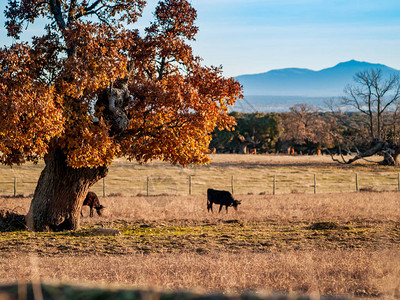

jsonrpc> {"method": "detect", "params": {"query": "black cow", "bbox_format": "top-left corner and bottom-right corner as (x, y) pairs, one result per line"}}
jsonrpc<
(81, 191), (105, 217)
(207, 188), (241, 213)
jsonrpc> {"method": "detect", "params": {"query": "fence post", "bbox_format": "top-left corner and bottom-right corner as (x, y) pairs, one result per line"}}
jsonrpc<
(273, 175), (276, 195)
(147, 176), (149, 196)
(314, 174), (317, 194)
(103, 177), (106, 197)
(231, 176), (234, 194)
(355, 173), (359, 192)
(189, 175), (192, 195)
(14, 177), (16, 197)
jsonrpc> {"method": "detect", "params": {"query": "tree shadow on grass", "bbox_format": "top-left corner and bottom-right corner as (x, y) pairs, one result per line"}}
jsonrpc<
(0, 209), (27, 232)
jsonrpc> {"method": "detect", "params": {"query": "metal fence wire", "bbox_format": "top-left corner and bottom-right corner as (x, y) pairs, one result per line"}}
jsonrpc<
(1, 173), (400, 197)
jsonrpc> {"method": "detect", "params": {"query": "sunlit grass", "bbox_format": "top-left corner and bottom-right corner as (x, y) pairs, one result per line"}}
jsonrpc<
(2, 180), (400, 297)
(1, 154), (400, 197)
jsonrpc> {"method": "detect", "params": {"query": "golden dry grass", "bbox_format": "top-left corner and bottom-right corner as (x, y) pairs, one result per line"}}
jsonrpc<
(2, 154), (400, 196)
(3, 191), (400, 224)
(1, 191), (400, 297)
(84, 191), (400, 224)
(2, 154), (400, 298)
(2, 250), (400, 297)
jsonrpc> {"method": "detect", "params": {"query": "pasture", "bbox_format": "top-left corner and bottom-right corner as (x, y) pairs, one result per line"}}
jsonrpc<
(1, 154), (400, 298)
(1, 154), (400, 197)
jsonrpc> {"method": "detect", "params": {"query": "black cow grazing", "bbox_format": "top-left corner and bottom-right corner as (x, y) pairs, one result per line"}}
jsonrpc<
(207, 188), (241, 213)
(81, 191), (105, 217)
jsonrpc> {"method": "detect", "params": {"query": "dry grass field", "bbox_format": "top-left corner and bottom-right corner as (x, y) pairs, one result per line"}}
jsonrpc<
(1, 154), (400, 197)
(1, 154), (400, 298)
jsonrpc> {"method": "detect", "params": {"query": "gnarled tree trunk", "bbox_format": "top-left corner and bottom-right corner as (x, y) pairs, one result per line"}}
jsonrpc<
(25, 149), (108, 231)
(25, 83), (129, 232)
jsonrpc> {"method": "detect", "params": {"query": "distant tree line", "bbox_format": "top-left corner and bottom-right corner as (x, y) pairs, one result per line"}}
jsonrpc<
(210, 105), (400, 157)
(211, 69), (400, 166)
(210, 105), (334, 155)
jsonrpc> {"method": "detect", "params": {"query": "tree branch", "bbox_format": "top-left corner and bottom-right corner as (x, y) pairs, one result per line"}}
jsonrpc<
(75, 0), (104, 18)
(49, 0), (66, 31)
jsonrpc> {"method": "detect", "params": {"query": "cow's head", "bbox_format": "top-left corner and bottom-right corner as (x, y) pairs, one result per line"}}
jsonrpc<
(95, 205), (105, 216)
(232, 200), (241, 210)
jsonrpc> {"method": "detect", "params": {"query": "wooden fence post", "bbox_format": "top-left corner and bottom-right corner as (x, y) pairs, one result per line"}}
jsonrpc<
(355, 173), (359, 192)
(147, 176), (149, 196)
(314, 174), (317, 194)
(231, 175), (234, 194)
(14, 177), (16, 197)
(189, 175), (192, 195)
(273, 175), (276, 195)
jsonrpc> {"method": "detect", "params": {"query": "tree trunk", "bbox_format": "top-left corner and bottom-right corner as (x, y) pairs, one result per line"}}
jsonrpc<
(394, 144), (400, 167)
(25, 148), (108, 231)
(239, 144), (247, 154)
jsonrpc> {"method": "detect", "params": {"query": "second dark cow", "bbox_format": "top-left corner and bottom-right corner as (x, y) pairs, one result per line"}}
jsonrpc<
(81, 191), (105, 217)
(207, 188), (241, 213)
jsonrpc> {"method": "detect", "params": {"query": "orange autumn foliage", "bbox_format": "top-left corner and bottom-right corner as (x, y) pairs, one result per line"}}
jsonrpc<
(1, 0), (242, 168)
(0, 43), (64, 165)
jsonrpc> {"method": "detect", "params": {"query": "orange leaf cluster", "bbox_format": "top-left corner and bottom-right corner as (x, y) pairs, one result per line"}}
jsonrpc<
(1, 0), (243, 168)
(59, 116), (120, 168)
(59, 23), (130, 100)
(0, 43), (64, 165)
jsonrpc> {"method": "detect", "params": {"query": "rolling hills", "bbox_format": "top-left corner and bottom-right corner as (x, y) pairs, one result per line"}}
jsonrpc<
(233, 60), (400, 112)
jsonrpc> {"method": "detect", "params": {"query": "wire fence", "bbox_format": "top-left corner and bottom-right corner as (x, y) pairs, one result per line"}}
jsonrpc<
(1, 172), (400, 197)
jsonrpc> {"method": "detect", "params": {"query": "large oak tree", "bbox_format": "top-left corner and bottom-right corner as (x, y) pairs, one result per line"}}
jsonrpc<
(0, 0), (242, 231)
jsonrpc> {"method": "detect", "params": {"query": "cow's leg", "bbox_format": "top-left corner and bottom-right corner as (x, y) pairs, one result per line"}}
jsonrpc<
(219, 205), (223, 213)
(226, 206), (229, 213)
(89, 207), (94, 217)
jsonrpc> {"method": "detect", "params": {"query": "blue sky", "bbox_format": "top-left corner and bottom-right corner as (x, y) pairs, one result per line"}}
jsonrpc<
(1, 0), (400, 77)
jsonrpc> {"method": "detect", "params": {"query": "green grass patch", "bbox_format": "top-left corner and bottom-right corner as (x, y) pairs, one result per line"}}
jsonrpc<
(1, 219), (399, 256)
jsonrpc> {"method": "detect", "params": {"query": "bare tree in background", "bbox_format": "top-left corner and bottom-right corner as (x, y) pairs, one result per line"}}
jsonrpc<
(281, 104), (335, 152)
(332, 69), (400, 165)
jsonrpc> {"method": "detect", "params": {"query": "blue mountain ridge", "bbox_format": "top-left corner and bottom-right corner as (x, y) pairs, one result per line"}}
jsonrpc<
(235, 60), (400, 98)
(232, 60), (400, 112)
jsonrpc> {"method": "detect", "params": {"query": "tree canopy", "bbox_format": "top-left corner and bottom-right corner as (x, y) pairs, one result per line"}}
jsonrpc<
(0, 0), (242, 231)
(0, 0), (242, 168)
(211, 112), (281, 153)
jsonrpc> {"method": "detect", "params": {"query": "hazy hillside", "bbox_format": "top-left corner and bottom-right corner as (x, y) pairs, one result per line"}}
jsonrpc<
(232, 95), (334, 113)
(235, 60), (400, 97)
(233, 60), (400, 112)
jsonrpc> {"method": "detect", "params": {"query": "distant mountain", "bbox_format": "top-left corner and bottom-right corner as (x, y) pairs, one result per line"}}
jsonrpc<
(235, 60), (400, 97)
